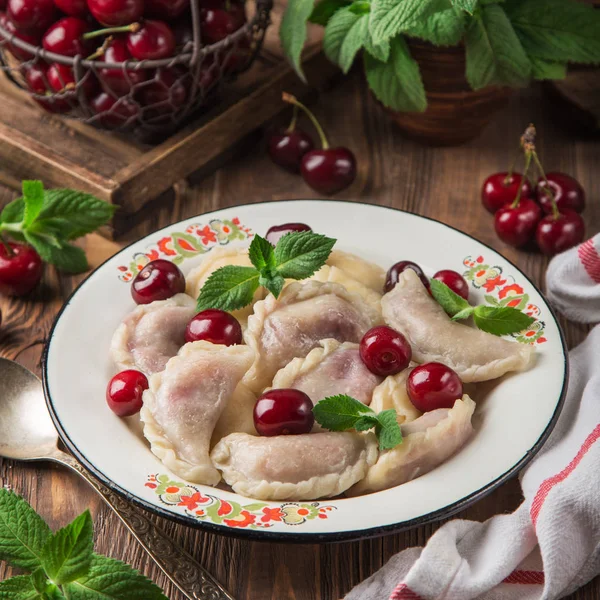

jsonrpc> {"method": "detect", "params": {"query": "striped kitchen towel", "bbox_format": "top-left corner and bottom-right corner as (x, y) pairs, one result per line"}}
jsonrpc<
(345, 234), (600, 600)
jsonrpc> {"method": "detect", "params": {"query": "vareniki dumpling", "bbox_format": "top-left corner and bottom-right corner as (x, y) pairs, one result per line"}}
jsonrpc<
(271, 339), (383, 408)
(370, 367), (422, 425)
(211, 431), (378, 500)
(326, 249), (386, 293)
(141, 341), (254, 485)
(110, 294), (196, 376)
(243, 281), (381, 393)
(348, 396), (475, 495)
(382, 269), (535, 382)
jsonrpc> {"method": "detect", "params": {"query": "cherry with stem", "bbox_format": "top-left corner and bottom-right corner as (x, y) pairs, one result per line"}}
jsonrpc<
(268, 106), (315, 173)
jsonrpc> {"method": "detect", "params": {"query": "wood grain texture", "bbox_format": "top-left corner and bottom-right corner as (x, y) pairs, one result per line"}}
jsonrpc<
(1, 73), (599, 599)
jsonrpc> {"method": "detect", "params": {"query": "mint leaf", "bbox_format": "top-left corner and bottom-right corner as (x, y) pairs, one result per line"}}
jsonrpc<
(0, 197), (25, 225)
(309, 0), (351, 25)
(354, 415), (380, 431)
(349, 0), (370, 15)
(280, 0), (315, 81)
(22, 181), (45, 229)
(0, 575), (42, 600)
(429, 277), (471, 317)
(450, 0), (477, 13)
(364, 36), (427, 112)
(451, 306), (475, 321)
(376, 409), (403, 450)
(196, 265), (260, 312)
(323, 7), (369, 73)
(24, 232), (89, 274)
(259, 272), (285, 298)
(530, 57), (567, 80)
(0, 489), (51, 571)
(369, 0), (449, 44)
(30, 570), (65, 599)
(506, 0), (600, 65)
(41, 510), (93, 585)
(473, 305), (535, 336)
(363, 34), (390, 62)
(313, 394), (374, 431)
(248, 235), (276, 272)
(274, 231), (336, 279)
(405, 6), (465, 46)
(465, 4), (531, 90)
(63, 554), (167, 600)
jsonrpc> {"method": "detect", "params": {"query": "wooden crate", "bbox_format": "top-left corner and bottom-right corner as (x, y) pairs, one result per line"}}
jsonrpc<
(0, 5), (335, 238)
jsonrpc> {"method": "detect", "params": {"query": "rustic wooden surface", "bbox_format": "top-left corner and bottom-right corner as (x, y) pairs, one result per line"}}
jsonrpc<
(0, 72), (599, 599)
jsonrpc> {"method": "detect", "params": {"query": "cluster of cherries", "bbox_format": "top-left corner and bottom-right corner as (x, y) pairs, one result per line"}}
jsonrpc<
(482, 126), (586, 256)
(267, 93), (357, 196)
(0, 0), (248, 124)
(107, 222), (468, 440)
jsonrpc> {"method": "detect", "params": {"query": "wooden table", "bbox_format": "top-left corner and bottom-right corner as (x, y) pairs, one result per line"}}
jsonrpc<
(1, 71), (599, 599)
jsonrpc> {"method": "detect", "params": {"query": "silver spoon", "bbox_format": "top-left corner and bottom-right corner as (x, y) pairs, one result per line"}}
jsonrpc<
(0, 357), (234, 600)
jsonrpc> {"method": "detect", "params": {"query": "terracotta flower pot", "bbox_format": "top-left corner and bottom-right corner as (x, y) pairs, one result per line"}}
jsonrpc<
(380, 39), (513, 146)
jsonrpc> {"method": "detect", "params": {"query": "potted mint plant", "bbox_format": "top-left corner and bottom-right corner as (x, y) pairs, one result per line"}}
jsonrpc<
(280, 0), (600, 145)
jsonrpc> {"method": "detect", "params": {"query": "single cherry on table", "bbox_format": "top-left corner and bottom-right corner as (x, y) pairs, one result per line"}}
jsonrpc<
(265, 222), (312, 246)
(268, 125), (315, 174)
(185, 309), (243, 346)
(359, 326), (412, 377)
(407, 362), (463, 413)
(385, 260), (429, 293)
(494, 197), (542, 248)
(0, 242), (43, 296)
(432, 269), (469, 300)
(536, 172), (585, 214)
(481, 172), (531, 214)
(536, 210), (585, 256)
(253, 389), (315, 437)
(131, 259), (186, 305)
(106, 369), (148, 417)
(87, 0), (144, 27)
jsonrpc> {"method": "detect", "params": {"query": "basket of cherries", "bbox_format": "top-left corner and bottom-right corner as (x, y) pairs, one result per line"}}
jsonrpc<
(0, 0), (272, 136)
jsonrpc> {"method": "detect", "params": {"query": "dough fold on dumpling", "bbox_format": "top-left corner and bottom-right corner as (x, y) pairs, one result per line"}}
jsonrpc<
(211, 431), (378, 500)
(110, 294), (196, 376)
(186, 247), (265, 325)
(348, 395), (475, 495)
(243, 281), (381, 394)
(326, 249), (386, 293)
(271, 339), (383, 410)
(381, 269), (535, 382)
(211, 383), (257, 448)
(370, 367), (422, 425)
(141, 341), (254, 485)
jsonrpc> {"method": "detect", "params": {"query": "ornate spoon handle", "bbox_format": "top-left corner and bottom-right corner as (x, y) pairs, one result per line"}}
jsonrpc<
(56, 452), (235, 600)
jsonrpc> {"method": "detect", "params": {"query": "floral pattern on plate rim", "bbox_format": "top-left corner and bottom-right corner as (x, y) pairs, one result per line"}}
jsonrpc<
(116, 218), (254, 282)
(145, 475), (336, 529)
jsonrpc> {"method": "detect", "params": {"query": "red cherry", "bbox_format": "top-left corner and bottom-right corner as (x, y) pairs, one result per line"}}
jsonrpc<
(42, 17), (91, 57)
(54, 0), (88, 17)
(86, 0), (143, 26)
(432, 269), (469, 300)
(407, 362), (463, 412)
(98, 38), (147, 97)
(536, 172), (585, 214)
(359, 326), (412, 377)
(0, 242), (43, 296)
(7, 0), (56, 32)
(494, 198), (542, 248)
(90, 92), (139, 127)
(0, 0), (5, 8)
(131, 259), (186, 305)
(146, 0), (189, 20)
(24, 62), (71, 113)
(481, 172), (531, 214)
(268, 128), (315, 173)
(385, 261), (429, 293)
(535, 210), (585, 256)
(47, 62), (97, 98)
(106, 369), (148, 417)
(200, 1), (246, 44)
(185, 309), (243, 346)
(220, 36), (251, 73)
(265, 223), (312, 246)
(301, 148), (356, 195)
(0, 12), (41, 59)
(253, 389), (315, 436)
(127, 20), (175, 61)
(140, 67), (188, 118)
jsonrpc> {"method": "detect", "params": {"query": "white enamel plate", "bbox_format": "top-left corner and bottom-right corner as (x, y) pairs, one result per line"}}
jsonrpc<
(43, 201), (568, 542)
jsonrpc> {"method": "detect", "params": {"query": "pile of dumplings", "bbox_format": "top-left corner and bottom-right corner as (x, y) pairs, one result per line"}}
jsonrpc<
(110, 247), (535, 502)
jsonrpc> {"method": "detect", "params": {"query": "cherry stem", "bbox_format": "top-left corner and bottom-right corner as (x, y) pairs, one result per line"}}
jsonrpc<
(83, 23), (141, 41)
(87, 36), (113, 61)
(531, 151), (560, 220)
(282, 92), (329, 150)
(286, 106), (298, 133)
(0, 232), (14, 257)
(510, 151), (532, 209)
(504, 143), (522, 185)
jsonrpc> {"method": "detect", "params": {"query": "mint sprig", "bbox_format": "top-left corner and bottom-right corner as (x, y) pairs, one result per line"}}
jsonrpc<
(196, 231), (336, 312)
(429, 277), (535, 336)
(0, 181), (116, 274)
(313, 394), (403, 450)
(0, 489), (166, 599)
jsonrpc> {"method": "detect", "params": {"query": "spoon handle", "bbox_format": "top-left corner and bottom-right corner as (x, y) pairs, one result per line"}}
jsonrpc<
(58, 454), (235, 600)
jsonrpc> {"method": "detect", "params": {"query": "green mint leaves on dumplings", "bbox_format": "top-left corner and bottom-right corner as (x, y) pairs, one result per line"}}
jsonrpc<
(313, 394), (403, 451)
(429, 278), (535, 336)
(197, 231), (336, 312)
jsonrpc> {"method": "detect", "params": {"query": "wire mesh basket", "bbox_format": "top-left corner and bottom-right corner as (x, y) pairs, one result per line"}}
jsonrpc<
(0, 0), (272, 139)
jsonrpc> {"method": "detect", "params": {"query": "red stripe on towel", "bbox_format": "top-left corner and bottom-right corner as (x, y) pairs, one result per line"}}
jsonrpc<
(503, 570), (545, 585)
(531, 424), (600, 526)
(389, 583), (424, 600)
(578, 239), (600, 283)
